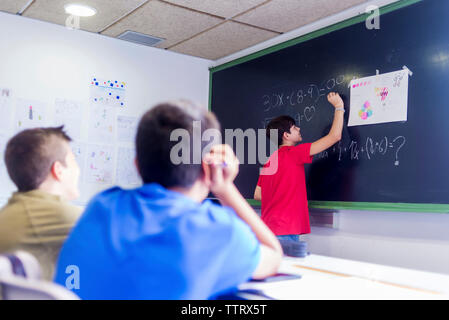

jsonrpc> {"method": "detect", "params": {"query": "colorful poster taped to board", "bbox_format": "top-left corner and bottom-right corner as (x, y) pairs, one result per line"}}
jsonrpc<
(348, 69), (409, 127)
(90, 77), (126, 108)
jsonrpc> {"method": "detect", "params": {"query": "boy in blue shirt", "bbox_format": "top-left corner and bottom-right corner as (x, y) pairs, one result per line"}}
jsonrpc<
(54, 100), (282, 299)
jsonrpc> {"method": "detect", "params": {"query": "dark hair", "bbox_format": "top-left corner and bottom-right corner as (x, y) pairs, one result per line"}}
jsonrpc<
(136, 100), (220, 188)
(266, 116), (296, 146)
(4, 126), (72, 192)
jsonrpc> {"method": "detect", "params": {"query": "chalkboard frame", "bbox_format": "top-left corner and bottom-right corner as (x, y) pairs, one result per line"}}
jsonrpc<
(209, 0), (449, 214)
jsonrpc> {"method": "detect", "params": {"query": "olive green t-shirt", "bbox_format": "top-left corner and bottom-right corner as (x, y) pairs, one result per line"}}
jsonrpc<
(0, 190), (82, 281)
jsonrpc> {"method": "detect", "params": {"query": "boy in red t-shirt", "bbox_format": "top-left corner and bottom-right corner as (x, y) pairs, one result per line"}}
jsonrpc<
(254, 92), (344, 241)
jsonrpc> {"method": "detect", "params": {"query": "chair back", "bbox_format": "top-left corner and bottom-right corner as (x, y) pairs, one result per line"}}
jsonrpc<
(0, 251), (79, 300)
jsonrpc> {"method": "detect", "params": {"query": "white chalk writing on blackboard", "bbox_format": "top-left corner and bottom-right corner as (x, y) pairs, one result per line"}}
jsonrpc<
(262, 75), (345, 112)
(318, 135), (406, 166)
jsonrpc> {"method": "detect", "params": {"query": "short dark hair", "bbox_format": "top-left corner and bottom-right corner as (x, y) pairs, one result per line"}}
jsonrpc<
(136, 100), (220, 188)
(5, 126), (72, 192)
(266, 116), (296, 146)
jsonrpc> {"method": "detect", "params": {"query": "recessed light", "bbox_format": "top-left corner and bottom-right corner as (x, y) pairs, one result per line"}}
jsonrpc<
(64, 3), (97, 17)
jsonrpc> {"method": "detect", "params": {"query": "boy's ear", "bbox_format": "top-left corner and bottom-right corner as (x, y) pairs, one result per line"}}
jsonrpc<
(134, 158), (141, 176)
(50, 161), (64, 181)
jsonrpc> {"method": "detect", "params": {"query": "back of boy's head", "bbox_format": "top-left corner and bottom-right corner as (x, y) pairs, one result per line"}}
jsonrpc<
(136, 100), (220, 189)
(266, 115), (296, 146)
(5, 126), (72, 192)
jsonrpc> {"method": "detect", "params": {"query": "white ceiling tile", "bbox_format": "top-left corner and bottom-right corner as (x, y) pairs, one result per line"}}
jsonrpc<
(235, 0), (367, 33)
(169, 21), (279, 60)
(23, 0), (147, 32)
(102, 0), (224, 49)
(0, 0), (30, 14)
(163, 0), (268, 18)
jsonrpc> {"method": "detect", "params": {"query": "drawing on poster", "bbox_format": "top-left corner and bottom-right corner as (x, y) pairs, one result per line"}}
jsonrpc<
(116, 147), (140, 186)
(349, 69), (409, 127)
(0, 88), (13, 134)
(71, 142), (86, 183)
(86, 145), (115, 184)
(15, 99), (47, 131)
(90, 77), (126, 108)
(375, 87), (389, 103)
(54, 99), (83, 140)
(393, 72), (405, 87)
(358, 101), (373, 120)
(88, 105), (116, 143)
(117, 116), (138, 142)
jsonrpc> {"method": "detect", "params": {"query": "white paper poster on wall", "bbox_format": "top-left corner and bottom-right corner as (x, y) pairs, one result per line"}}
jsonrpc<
(0, 88), (14, 134)
(15, 99), (47, 131)
(71, 142), (86, 183)
(54, 99), (83, 140)
(0, 133), (15, 198)
(88, 105), (116, 144)
(90, 77), (126, 108)
(348, 69), (409, 127)
(117, 115), (138, 142)
(116, 147), (140, 186)
(0, 134), (8, 180)
(85, 144), (115, 184)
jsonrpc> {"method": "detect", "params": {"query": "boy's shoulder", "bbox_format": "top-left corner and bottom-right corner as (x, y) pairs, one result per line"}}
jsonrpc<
(201, 199), (232, 214)
(86, 186), (129, 209)
(201, 200), (253, 234)
(97, 186), (125, 197)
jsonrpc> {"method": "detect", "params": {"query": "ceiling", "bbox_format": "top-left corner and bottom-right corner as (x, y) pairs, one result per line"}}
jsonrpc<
(1, 0), (371, 60)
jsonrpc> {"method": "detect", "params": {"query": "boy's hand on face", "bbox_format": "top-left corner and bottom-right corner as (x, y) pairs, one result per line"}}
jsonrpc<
(204, 144), (240, 197)
(327, 92), (344, 109)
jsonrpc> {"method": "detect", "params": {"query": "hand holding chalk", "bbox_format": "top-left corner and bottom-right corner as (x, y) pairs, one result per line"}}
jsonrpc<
(327, 92), (344, 109)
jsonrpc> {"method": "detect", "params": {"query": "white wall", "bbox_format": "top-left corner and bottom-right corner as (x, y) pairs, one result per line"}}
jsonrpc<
(0, 11), (211, 205)
(215, 0), (449, 275)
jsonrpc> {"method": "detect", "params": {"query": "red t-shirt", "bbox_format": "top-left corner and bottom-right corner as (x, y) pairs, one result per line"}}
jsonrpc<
(257, 143), (313, 235)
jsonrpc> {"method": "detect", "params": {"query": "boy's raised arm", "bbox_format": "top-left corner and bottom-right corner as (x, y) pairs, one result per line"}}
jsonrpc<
(204, 145), (282, 279)
(310, 92), (344, 156)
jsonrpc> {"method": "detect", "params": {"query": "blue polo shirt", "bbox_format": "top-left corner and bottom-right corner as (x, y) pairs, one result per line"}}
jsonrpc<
(54, 184), (261, 300)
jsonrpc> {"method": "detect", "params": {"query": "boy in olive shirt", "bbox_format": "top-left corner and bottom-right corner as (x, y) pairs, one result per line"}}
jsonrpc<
(0, 127), (82, 280)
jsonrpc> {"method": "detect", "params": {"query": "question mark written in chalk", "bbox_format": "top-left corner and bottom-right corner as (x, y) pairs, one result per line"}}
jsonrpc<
(392, 136), (406, 166)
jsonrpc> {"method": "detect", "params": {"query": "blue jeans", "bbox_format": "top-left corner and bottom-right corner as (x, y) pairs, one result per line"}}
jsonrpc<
(277, 235), (300, 242)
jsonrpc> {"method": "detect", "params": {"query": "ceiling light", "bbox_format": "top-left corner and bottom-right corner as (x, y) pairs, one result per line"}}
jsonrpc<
(64, 3), (97, 17)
